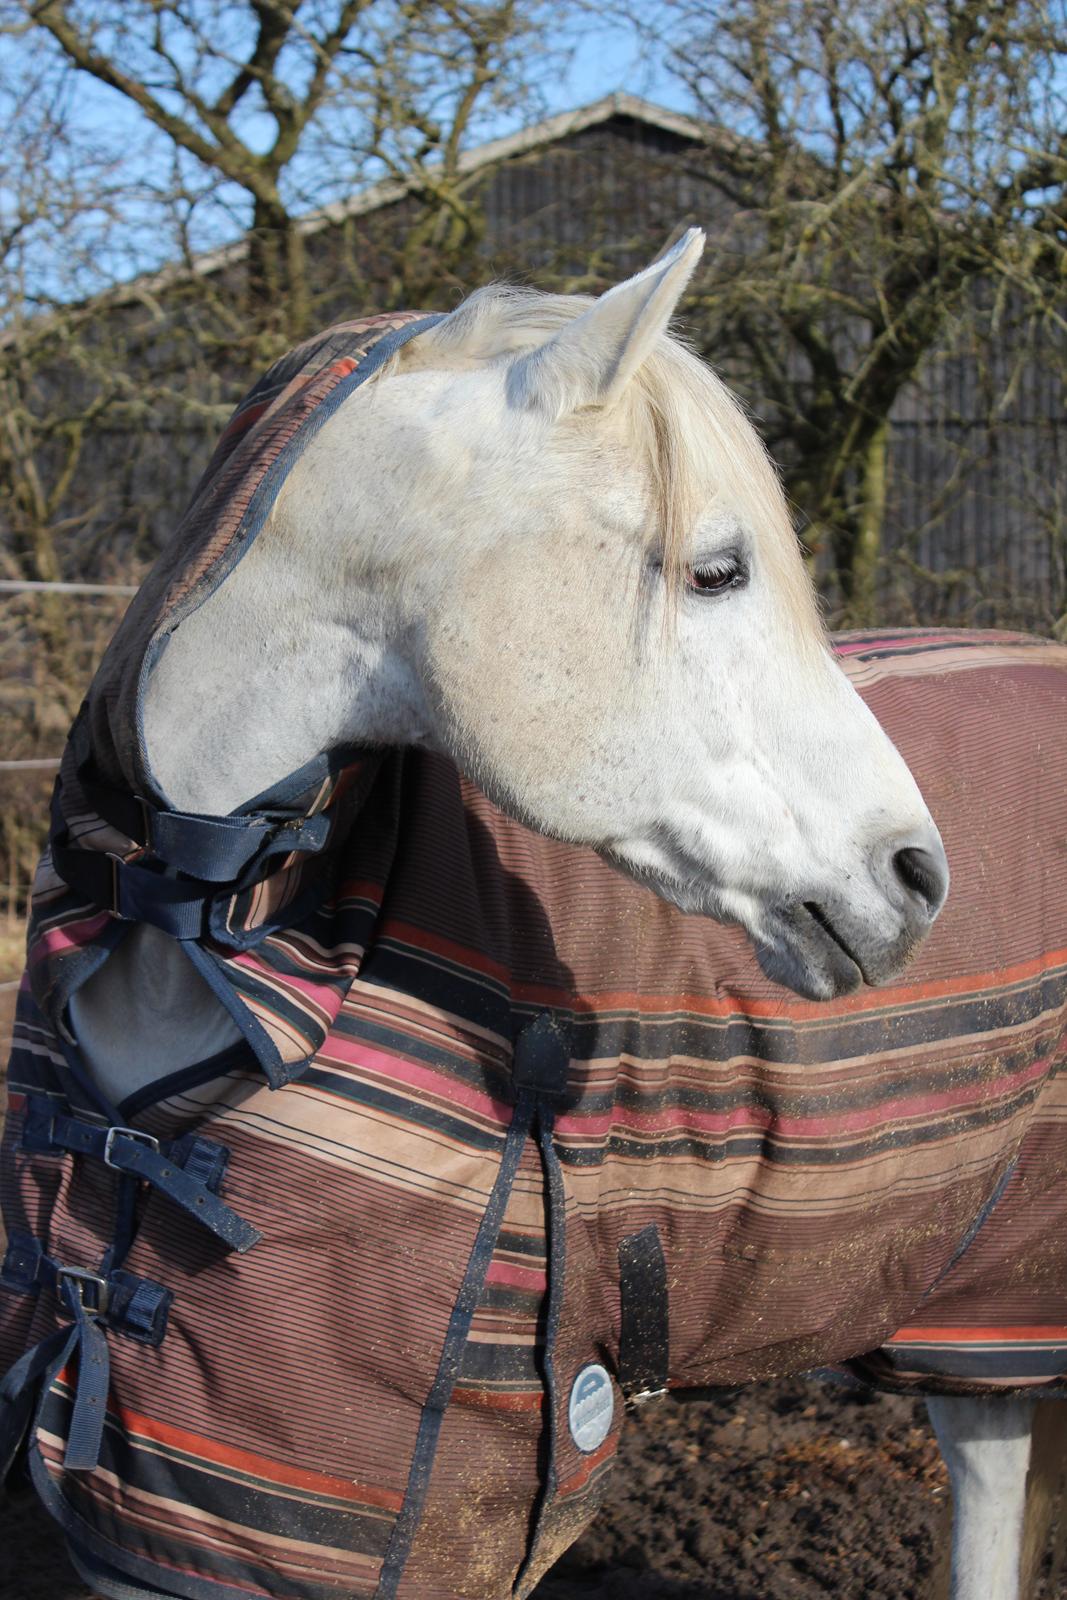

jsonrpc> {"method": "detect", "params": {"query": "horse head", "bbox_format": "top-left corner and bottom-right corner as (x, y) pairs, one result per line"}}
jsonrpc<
(144, 231), (947, 999)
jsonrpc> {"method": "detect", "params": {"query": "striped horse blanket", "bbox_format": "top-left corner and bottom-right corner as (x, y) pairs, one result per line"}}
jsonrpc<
(2, 313), (1067, 1600)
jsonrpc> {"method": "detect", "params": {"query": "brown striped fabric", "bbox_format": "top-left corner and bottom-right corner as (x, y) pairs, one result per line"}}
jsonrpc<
(1, 316), (1066, 1600)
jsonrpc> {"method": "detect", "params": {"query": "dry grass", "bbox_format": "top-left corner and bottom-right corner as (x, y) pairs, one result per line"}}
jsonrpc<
(0, 914), (25, 1114)
(0, 574), (138, 923)
(0, 914), (25, 981)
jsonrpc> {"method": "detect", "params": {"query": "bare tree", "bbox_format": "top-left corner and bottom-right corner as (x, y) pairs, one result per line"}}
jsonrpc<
(650, 0), (1066, 621)
(0, 47), (136, 913)
(15, 0), (560, 339)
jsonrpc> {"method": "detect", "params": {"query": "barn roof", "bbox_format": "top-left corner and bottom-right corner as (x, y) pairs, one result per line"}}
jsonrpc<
(118, 94), (712, 300)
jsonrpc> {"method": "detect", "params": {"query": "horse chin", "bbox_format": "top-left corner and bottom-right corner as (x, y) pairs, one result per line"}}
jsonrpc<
(597, 848), (733, 926)
(599, 851), (922, 1002)
(753, 924), (864, 1001)
(754, 900), (925, 1001)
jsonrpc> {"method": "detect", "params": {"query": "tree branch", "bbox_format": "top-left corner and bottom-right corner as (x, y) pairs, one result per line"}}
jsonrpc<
(30, 0), (281, 202)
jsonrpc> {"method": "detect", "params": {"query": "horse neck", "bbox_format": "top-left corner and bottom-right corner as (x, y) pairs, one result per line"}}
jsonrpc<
(74, 401), (444, 1105)
(76, 545), (390, 1106)
(140, 517), (429, 817)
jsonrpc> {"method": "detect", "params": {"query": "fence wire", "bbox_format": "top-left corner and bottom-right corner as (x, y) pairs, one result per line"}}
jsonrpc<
(0, 580), (138, 595)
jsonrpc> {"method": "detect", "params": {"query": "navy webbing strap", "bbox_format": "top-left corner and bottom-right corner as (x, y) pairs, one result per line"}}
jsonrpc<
(68, 712), (286, 883)
(0, 1321), (83, 1472)
(512, 1091), (569, 1597)
(1, 1234), (173, 1473)
(50, 734), (332, 937)
(510, 1010), (572, 1102)
(55, 1295), (110, 1472)
(49, 840), (220, 939)
(374, 1086), (538, 1600)
(617, 1224), (669, 1405)
(1, 1234), (174, 1346)
(374, 1011), (572, 1600)
(22, 1100), (260, 1254)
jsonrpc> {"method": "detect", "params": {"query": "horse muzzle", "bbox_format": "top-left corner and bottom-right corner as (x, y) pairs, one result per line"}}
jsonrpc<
(757, 830), (949, 1000)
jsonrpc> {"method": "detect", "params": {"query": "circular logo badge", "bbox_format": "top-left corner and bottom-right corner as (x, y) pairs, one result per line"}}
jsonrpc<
(568, 1363), (614, 1452)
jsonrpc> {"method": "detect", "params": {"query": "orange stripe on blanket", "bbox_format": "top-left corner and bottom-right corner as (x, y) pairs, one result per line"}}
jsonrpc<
(450, 1388), (544, 1412)
(114, 1402), (405, 1510)
(557, 1434), (619, 1496)
(889, 1326), (1067, 1344)
(537, 946), (1067, 1020)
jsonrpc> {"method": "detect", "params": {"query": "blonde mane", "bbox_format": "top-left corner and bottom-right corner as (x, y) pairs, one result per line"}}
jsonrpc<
(394, 283), (823, 647)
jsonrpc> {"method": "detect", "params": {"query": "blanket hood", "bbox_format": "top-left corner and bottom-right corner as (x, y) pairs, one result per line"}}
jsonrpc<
(34, 312), (441, 1089)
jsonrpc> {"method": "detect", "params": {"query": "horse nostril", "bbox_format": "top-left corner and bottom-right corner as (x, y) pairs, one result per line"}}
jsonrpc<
(892, 845), (948, 916)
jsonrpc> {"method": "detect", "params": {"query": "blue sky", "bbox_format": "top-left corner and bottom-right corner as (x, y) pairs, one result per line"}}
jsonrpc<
(549, 18), (685, 118)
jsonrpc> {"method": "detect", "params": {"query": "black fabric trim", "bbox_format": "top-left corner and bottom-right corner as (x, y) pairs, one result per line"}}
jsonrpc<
(617, 1224), (669, 1399)
(117, 1041), (255, 1121)
(181, 937), (287, 1089)
(68, 1543), (185, 1600)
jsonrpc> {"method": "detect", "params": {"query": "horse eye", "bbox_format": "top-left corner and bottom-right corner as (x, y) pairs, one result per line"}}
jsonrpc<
(685, 557), (747, 595)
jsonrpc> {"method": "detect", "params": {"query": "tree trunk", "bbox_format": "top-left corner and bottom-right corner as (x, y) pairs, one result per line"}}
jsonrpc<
(833, 418), (890, 626)
(247, 197), (310, 344)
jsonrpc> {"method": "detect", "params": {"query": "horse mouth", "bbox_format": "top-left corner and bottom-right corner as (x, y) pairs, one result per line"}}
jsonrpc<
(803, 901), (867, 973)
(756, 902), (867, 1000)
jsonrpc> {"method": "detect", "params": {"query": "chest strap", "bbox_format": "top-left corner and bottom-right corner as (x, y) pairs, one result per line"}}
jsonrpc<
(1, 1231), (172, 1474)
(49, 750), (332, 942)
(69, 709), (330, 883)
(22, 1098), (260, 1254)
(49, 841), (227, 940)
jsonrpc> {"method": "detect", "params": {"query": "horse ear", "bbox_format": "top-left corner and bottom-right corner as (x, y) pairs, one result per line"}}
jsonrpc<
(510, 226), (705, 418)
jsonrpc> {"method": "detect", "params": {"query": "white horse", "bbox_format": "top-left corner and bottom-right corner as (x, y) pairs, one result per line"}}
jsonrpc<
(31, 232), (1032, 1598)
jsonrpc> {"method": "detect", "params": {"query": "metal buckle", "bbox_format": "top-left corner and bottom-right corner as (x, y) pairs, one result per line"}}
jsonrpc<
(625, 1387), (668, 1410)
(56, 1266), (109, 1316)
(106, 852), (128, 919)
(135, 794), (153, 852)
(103, 1126), (160, 1169)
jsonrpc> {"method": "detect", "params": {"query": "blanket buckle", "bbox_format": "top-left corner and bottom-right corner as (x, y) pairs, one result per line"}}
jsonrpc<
(625, 1385), (668, 1410)
(103, 1126), (160, 1168)
(56, 1266), (110, 1316)
(106, 852), (128, 919)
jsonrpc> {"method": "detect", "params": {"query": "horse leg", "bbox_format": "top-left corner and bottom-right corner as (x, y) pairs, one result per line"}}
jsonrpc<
(926, 1395), (1035, 1600)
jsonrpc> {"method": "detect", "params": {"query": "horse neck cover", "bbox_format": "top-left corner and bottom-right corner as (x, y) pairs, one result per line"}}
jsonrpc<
(3, 314), (1067, 1600)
